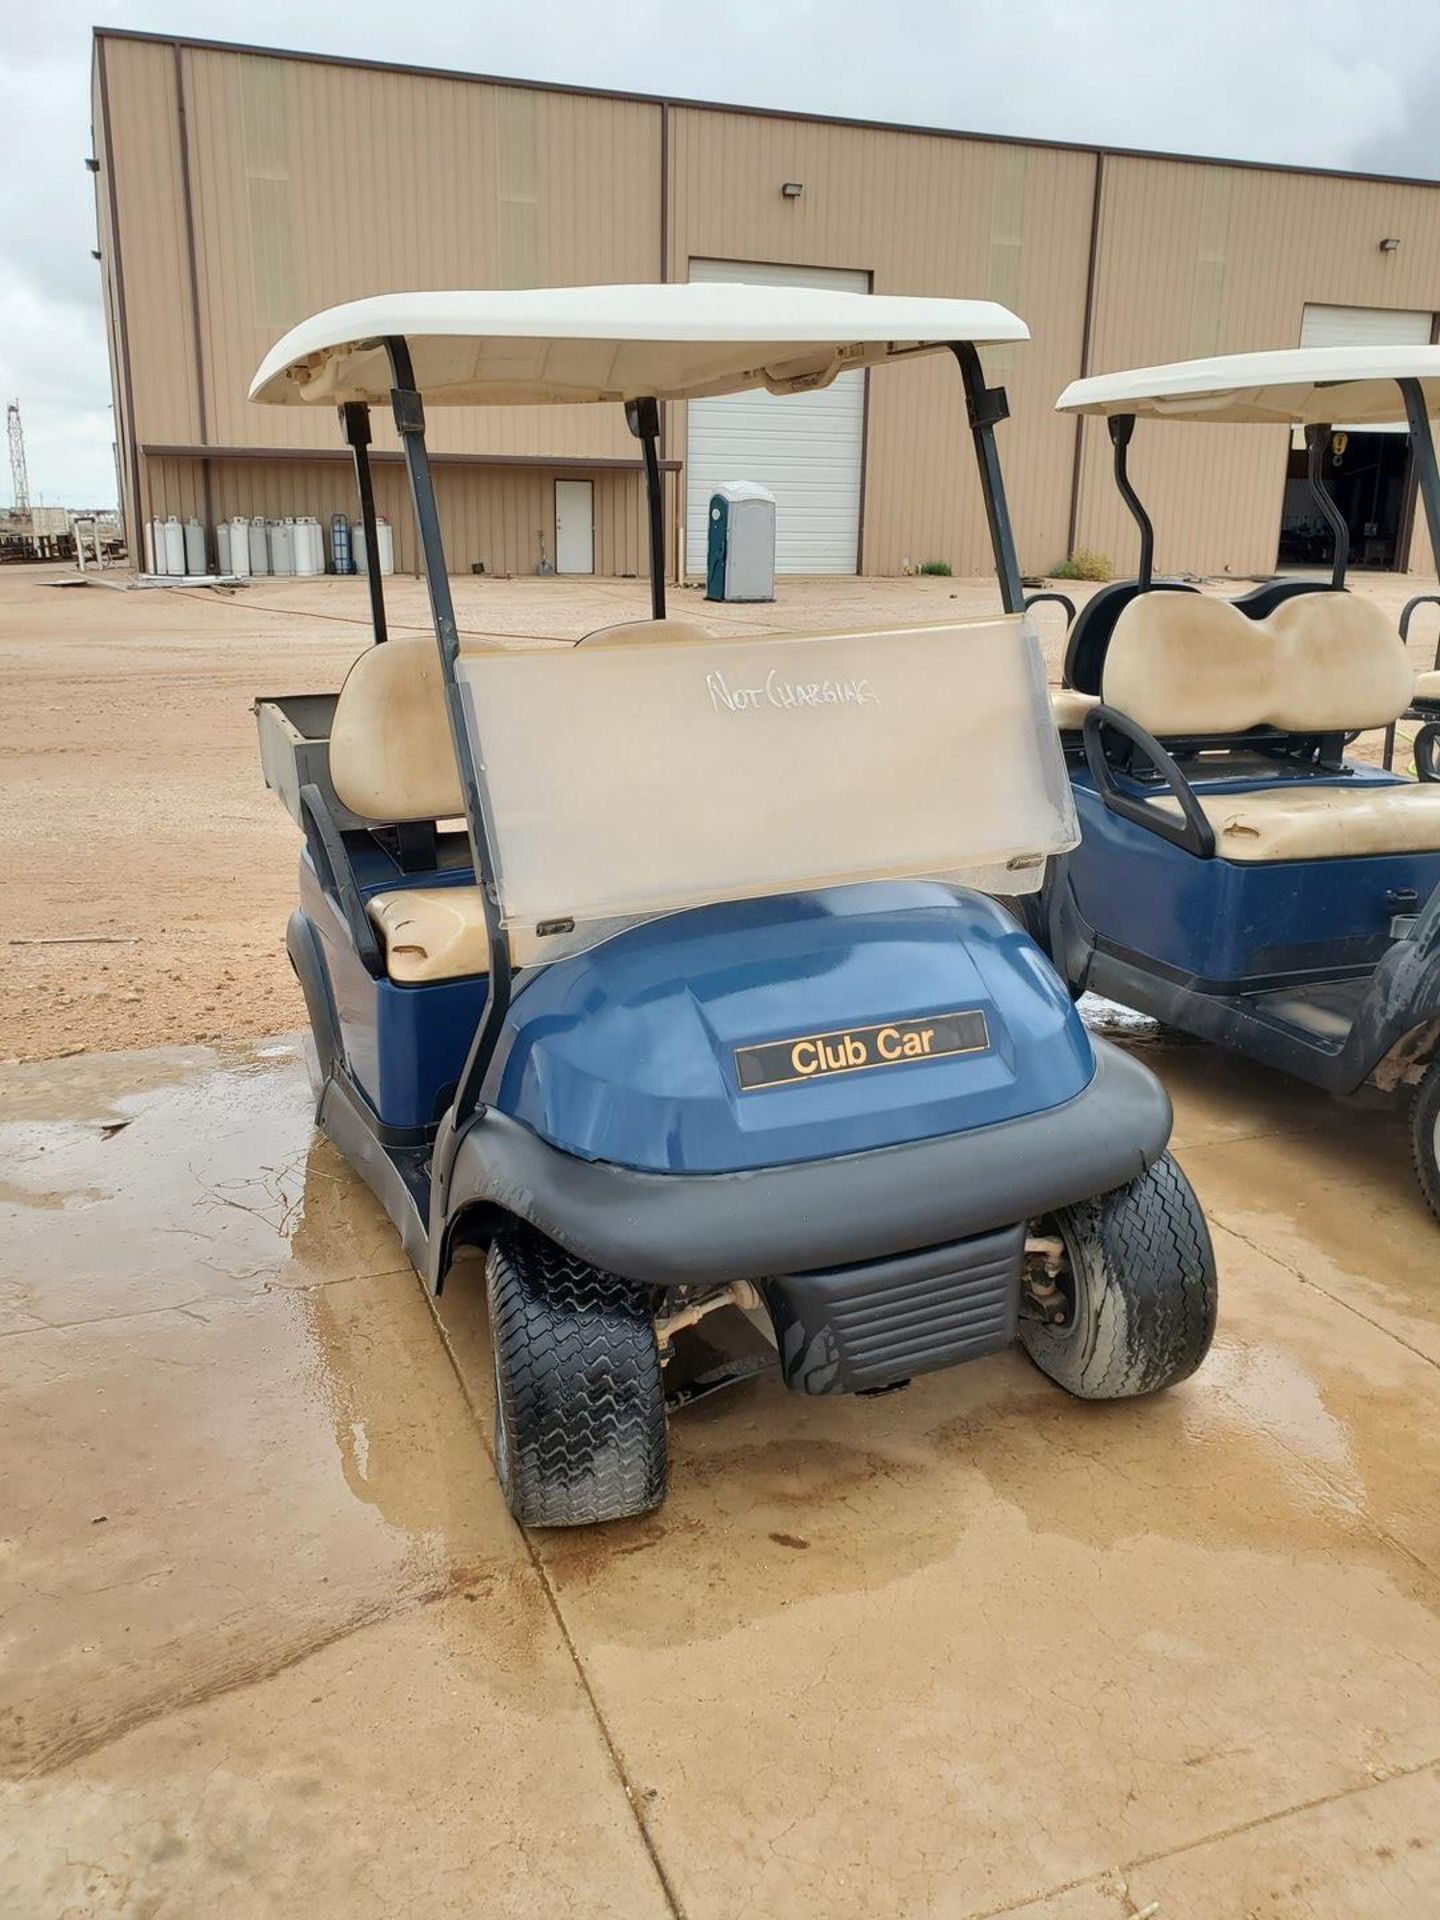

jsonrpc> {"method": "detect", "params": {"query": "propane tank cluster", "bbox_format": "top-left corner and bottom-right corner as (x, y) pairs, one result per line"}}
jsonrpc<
(145, 511), (394, 578)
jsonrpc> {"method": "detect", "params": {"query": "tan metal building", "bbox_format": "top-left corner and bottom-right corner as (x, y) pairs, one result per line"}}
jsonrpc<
(92, 28), (1440, 583)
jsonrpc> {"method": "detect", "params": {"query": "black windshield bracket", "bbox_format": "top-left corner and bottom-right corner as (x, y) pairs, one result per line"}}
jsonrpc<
(1304, 423), (1349, 590)
(951, 342), (1023, 615)
(339, 400), (389, 644)
(383, 335), (512, 1141)
(1108, 414), (1155, 590)
(626, 396), (667, 621)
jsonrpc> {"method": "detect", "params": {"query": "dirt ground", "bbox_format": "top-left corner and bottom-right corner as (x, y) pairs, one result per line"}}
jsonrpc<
(3, 560), (1436, 1064)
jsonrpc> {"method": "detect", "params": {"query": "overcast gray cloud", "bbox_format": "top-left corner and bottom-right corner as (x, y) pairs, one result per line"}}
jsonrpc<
(5, 0), (1440, 505)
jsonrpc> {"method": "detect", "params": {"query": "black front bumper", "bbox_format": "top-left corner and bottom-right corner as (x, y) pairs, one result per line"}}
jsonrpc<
(440, 1036), (1170, 1295)
(766, 1223), (1024, 1393)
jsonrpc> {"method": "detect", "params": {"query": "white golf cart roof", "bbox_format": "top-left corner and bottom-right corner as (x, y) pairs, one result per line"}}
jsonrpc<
(249, 283), (1028, 408)
(1056, 345), (1440, 426)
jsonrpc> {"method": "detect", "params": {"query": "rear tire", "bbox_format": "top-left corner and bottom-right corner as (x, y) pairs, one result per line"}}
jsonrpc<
(1021, 1152), (1217, 1399)
(1411, 1058), (1440, 1225)
(487, 1224), (667, 1527)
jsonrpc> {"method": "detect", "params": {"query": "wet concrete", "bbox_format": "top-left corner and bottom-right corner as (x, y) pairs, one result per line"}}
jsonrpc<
(4, 1038), (1440, 1915)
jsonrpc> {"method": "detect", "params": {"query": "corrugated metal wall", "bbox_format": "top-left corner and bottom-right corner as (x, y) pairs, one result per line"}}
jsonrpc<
(95, 31), (1440, 583)
(1074, 155), (1440, 577)
(177, 49), (660, 462)
(666, 109), (1094, 576)
(98, 34), (661, 572)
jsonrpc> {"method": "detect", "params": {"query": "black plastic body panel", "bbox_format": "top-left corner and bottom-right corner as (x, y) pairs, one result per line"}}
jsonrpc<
(765, 1224), (1023, 1394)
(434, 1038), (1171, 1294)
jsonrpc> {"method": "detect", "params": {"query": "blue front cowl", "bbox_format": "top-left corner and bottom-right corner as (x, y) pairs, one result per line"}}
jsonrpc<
(492, 881), (1093, 1173)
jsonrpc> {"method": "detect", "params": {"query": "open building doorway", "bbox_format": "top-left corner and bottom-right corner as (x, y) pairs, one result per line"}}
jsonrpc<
(1278, 301), (1436, 572)
(1278, 429), (1413, 571)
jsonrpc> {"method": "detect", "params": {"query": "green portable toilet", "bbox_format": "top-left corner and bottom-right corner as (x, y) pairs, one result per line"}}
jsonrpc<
(705, 482), (776, 602)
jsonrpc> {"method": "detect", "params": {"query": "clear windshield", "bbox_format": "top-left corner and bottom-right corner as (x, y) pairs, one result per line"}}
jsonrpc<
(457, 617), (1077, 963)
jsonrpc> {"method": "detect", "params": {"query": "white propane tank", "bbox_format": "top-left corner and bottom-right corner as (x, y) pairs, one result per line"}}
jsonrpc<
(228, 517), (252, 575)
(294, 516), (322, 577)
(183, 517), (206, 575)
(143, 519), (157, 575)
(216, 522), (231, 574)
(248, 519), (271, 576)
(269, 518), (295, 576)
(162, 516), (186, 576)
(354, 518), (395, 577)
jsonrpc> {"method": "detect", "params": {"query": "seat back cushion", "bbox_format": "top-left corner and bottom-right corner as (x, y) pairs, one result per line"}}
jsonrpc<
(329, 634), (466, 823)
(1063, 579), (1199, 694)
(1102, 591), (1413, 737)
(329, 622), (717, 823)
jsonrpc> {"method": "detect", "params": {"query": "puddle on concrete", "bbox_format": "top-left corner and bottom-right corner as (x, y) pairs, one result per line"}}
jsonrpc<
(0, 1040), (402, 1330)
(7, 1030), (1440, 1871)
(0, 1042), (545, 1780)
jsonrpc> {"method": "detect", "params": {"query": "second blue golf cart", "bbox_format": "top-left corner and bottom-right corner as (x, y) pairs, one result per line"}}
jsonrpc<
(1036, 345), (1440, 1218)
(251, 283), (1216, 1527)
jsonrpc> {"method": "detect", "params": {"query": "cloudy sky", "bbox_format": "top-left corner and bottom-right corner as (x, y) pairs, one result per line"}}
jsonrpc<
(6, 0), (1440, 505)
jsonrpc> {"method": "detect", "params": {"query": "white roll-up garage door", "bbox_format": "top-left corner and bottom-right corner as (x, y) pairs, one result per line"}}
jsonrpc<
(686, 259), (868, 576)
(1299, 305), (1434, 437)
(1300, 303), (1433, 350)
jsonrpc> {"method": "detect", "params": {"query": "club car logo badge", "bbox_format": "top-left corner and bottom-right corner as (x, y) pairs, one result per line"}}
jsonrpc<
(734, 1010), (990, 1092)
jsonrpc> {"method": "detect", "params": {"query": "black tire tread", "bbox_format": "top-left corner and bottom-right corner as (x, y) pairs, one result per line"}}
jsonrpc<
(1411, 1058), (1440, 1226)
(487, 1225), (667, 1527)
(1021, 1151), (1217, 1400)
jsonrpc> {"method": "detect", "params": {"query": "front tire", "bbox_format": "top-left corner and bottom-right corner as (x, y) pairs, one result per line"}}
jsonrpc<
(487, 1224), (667, 1527)
(1021, 1152), (1216, 1398)
(1411, 1057), (1440, 1224)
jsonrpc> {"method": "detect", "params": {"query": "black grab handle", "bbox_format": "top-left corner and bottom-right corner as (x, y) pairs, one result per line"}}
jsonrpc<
(1082, 705), (1217, 859)
(1024, 590), (1078, 625)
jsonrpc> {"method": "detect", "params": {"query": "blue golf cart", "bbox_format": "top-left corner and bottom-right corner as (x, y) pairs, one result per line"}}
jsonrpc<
(251, 284), (1216, 1527)
(1036, 345), (1440, 1218)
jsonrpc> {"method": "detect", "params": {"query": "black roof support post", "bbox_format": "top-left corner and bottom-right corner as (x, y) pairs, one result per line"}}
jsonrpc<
(340, 400), (388, 643)
(386, 336), (512, 1161)
(1400, 379), (1440, 584)
(1304, 423), (1349, 590)
(626, 396), (667, 619)
(952, 342), (1024, 615)
(1108, 413), (1154, 589)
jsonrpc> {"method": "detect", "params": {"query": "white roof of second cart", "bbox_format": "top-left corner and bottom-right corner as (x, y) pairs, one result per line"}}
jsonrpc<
(1056, 345), (1440, 426)
(249, 283), (1029, 407)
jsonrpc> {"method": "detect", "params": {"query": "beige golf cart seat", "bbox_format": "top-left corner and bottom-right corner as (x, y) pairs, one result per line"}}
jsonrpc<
(1415, 670), (1440, 703)
(1049, 687), (1098, 730)
(1097, 591), (1440, 860)
(327, 622), (714, 981)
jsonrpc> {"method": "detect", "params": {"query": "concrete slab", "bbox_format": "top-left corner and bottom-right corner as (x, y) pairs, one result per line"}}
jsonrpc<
(1124, 1762), (1440, 1918)
(1160, 1040), (1440, 1369)
(1, 1594), (675, 1920)
(0, 1044), (671, 1918)
(5, 1039), (1440, 1916)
